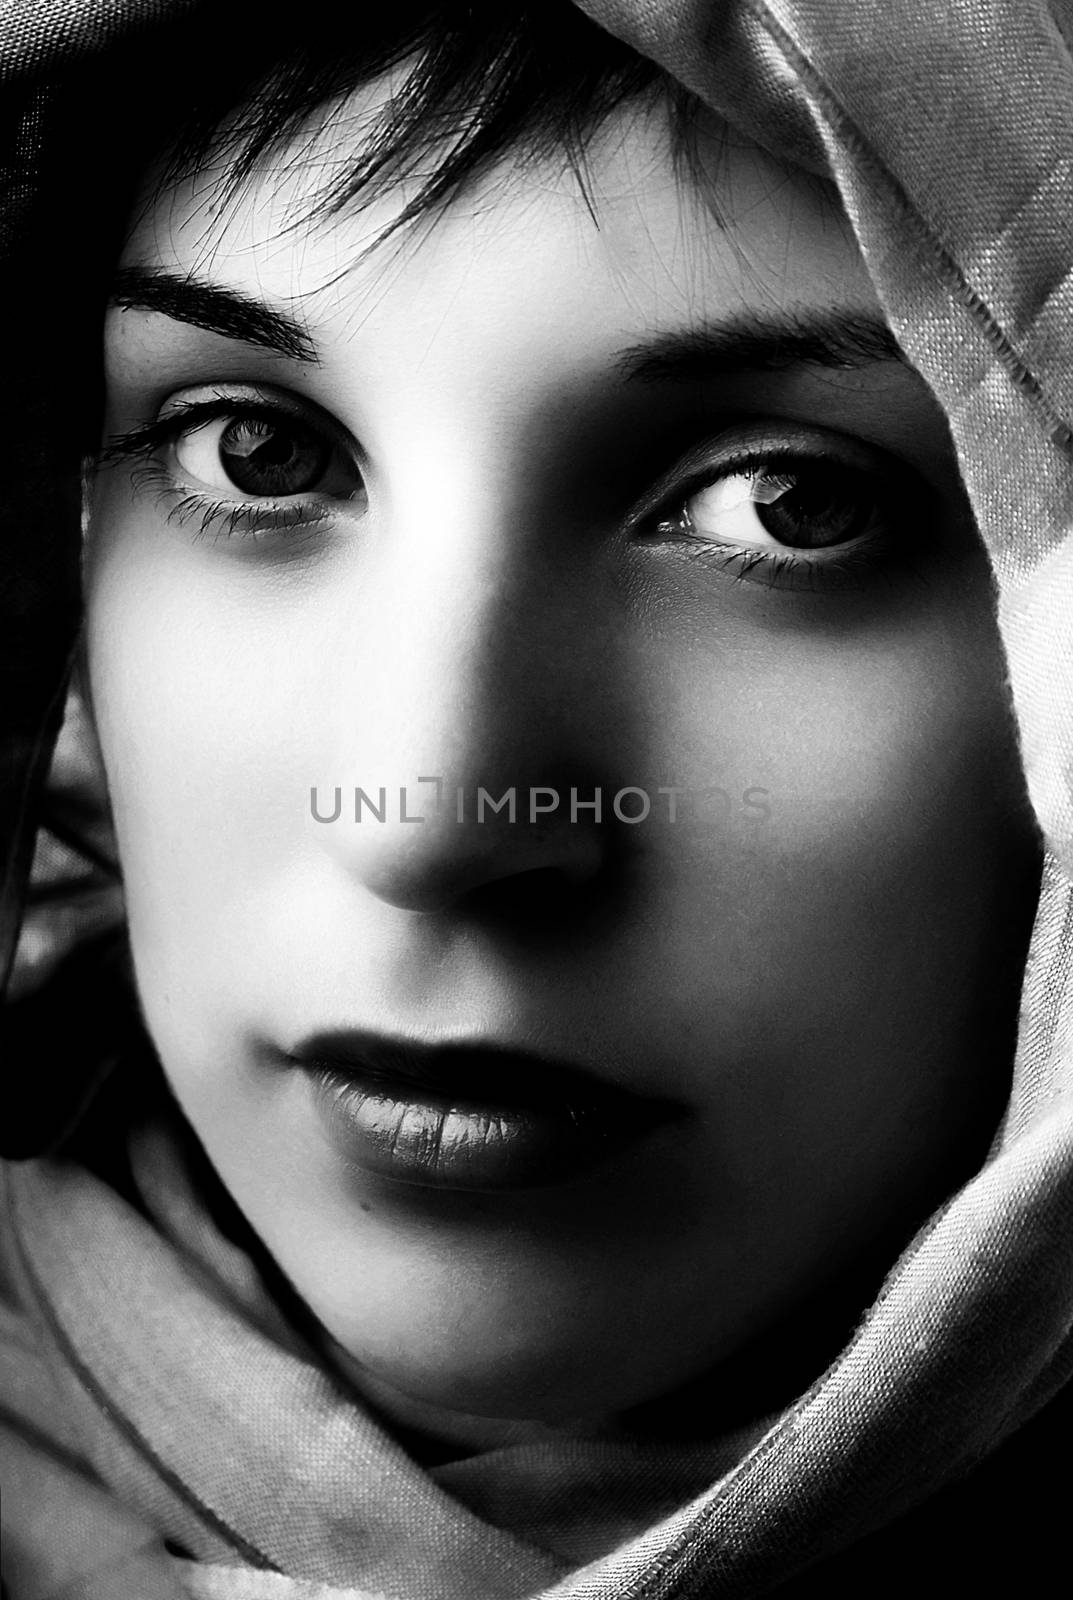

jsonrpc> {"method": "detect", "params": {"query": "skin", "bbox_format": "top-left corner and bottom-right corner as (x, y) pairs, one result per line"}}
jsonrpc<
(84, 82), (1037, 1445)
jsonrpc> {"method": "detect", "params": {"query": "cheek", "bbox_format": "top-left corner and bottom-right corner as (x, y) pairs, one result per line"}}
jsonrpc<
(641, 552), (1019, 897)
(630, 560), (1028, 1097)
(83, 500), (313, 1042)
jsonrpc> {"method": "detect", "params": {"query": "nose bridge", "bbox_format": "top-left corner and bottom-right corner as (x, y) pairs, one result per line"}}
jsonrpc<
(357, 486), (563, 777)
(309, 458), (611, 909)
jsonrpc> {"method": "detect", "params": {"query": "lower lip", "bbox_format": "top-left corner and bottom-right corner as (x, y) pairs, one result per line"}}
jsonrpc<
(305, 1066), (652, 1192)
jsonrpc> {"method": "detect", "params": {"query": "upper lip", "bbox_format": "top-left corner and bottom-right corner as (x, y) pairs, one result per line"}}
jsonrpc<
(284, 1028), (667, 1117)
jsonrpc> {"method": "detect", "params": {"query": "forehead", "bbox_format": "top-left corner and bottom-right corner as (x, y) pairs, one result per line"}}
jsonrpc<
(119, 82), (882, 362)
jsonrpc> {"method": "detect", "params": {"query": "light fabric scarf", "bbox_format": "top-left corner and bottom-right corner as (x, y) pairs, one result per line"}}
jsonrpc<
(3, 1113), (774, 1599)
(6, 2), (1073, 1596)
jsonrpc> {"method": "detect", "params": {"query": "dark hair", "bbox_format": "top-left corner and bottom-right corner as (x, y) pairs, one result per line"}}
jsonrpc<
(1, 0), (680, 1153)
(155, 2), (673, 240)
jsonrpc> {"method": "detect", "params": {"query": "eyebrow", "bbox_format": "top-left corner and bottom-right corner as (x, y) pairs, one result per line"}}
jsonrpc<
(110, 268), (900, 383)
(617, 309), (904, 382)
(110, 266), (318, 363)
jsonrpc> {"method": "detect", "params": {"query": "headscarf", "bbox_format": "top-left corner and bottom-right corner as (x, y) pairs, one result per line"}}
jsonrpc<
(4, 2), (1073, 1596)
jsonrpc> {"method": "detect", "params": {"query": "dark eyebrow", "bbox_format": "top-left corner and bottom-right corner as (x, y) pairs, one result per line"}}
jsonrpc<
(618, 309), (904, 383)
(110, 266), (318, 363)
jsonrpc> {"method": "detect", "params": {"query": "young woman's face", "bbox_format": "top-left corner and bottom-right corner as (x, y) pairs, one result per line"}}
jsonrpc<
(86, 82), (1034, 1432)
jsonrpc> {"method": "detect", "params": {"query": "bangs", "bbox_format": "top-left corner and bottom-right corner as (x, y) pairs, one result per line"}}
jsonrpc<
(149, 1), (676, 241)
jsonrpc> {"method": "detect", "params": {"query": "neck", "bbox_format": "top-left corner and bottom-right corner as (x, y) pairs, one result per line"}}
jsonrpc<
(324, 1354), (631, 1462)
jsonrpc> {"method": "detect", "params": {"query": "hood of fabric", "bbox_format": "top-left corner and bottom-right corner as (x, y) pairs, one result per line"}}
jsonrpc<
(5, 2), (1073, 1597)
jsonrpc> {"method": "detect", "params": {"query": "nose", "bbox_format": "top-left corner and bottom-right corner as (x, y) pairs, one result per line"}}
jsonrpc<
(308, 525), (616, 914)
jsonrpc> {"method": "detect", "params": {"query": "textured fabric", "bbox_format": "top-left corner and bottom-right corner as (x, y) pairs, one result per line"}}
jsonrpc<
(5, 1), (1073, 1597)
(172, 1569), (394, 1600)
(3, 1106), (776, 1596)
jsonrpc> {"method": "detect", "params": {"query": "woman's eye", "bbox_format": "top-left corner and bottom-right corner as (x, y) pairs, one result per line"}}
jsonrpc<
(99, 390), (368, 542)
(668, 460), (888, 553)
(174, 411), (352, 500)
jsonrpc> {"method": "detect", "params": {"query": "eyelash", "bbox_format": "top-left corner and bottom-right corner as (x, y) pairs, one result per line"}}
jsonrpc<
(99, 398), (916, 588)
(130, 468), (334, 542)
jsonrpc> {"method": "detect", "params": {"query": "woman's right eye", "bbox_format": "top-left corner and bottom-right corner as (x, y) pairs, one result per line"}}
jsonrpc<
(175, 412), (342, 499)
(99, 388), (368, 539)
(167, 402), (365, 506)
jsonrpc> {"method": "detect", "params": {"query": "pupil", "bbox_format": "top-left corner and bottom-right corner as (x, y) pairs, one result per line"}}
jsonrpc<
(756, 465), (873, 549)
(219, 417), (328, 496)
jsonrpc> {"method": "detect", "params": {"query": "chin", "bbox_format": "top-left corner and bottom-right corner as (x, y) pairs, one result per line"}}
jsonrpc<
(303, 1249), (715, 1428)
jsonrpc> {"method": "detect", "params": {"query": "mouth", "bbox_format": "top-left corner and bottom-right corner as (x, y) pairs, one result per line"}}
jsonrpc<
(284, 1030), (675, 1192)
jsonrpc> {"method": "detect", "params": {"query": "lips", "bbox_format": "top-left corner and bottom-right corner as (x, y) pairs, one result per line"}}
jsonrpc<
(285, 1030), (672, 1191)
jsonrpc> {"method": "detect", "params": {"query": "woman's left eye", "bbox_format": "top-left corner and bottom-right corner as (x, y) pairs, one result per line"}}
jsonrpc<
(658, 458), (890, 554)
